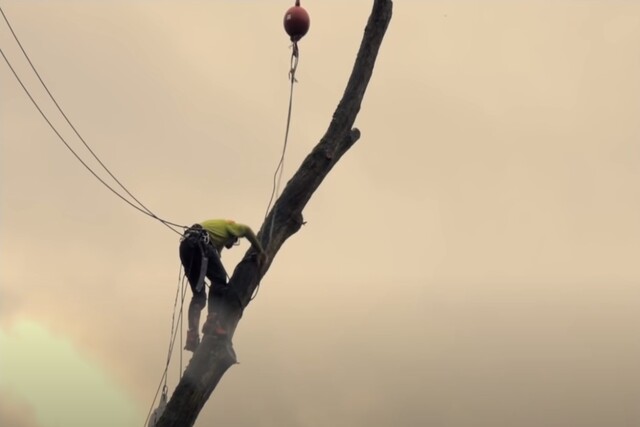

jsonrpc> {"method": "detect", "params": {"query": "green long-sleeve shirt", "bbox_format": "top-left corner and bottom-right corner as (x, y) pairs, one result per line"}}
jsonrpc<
(199, 219), (263, 253)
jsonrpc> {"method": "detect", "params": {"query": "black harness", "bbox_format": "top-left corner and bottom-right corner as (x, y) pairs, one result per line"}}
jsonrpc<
(182, 225), (216, 293)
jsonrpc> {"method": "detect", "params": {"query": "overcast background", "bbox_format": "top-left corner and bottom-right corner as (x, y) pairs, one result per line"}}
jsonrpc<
(1, 1), (639, 426)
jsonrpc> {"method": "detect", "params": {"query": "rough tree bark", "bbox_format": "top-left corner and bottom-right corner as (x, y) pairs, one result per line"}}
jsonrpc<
(157, 1), (393, 425)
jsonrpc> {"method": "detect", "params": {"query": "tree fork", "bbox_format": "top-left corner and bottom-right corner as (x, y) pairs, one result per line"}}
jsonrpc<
(156, 1), (392, 425)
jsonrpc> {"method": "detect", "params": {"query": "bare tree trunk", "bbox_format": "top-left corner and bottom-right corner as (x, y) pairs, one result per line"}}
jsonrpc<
(156, 1), (393, 425)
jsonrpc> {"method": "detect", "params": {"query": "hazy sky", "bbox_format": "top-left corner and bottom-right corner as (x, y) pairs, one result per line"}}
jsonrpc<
(1, 1), (639, 426)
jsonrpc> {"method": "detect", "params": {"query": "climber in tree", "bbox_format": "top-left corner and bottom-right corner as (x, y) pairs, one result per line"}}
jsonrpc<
(179, 219), (265, 352)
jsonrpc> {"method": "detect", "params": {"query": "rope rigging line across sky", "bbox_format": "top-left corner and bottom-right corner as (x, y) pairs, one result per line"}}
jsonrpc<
(0, 5), (185, 235)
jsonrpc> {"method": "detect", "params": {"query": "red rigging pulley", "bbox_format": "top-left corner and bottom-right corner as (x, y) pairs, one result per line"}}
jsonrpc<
(283, 0), (310, 42)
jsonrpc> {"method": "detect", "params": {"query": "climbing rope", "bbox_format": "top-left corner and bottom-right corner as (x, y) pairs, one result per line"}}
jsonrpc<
(144, 265), (188, 427)
(264, 0), (309, 240)
(254, 43), (301, 304)
(0, 6), (186, 236)
(264, 42), (300, 236)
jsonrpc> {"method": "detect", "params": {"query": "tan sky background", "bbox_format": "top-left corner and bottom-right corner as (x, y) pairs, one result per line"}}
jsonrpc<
(1, 1), (639, 426)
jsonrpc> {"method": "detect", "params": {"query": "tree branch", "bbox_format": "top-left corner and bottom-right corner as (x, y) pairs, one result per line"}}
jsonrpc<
(157, 1), (392, 425)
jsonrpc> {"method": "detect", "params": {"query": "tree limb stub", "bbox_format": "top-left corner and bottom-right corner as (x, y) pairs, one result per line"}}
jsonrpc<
(156, 1), (392, 426)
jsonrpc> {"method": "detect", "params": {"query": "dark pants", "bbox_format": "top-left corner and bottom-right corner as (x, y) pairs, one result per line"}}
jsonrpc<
(179, 230), (228, 333)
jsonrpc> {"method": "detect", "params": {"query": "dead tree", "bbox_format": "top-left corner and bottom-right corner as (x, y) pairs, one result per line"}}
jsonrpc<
(157, 1), (393, 425)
